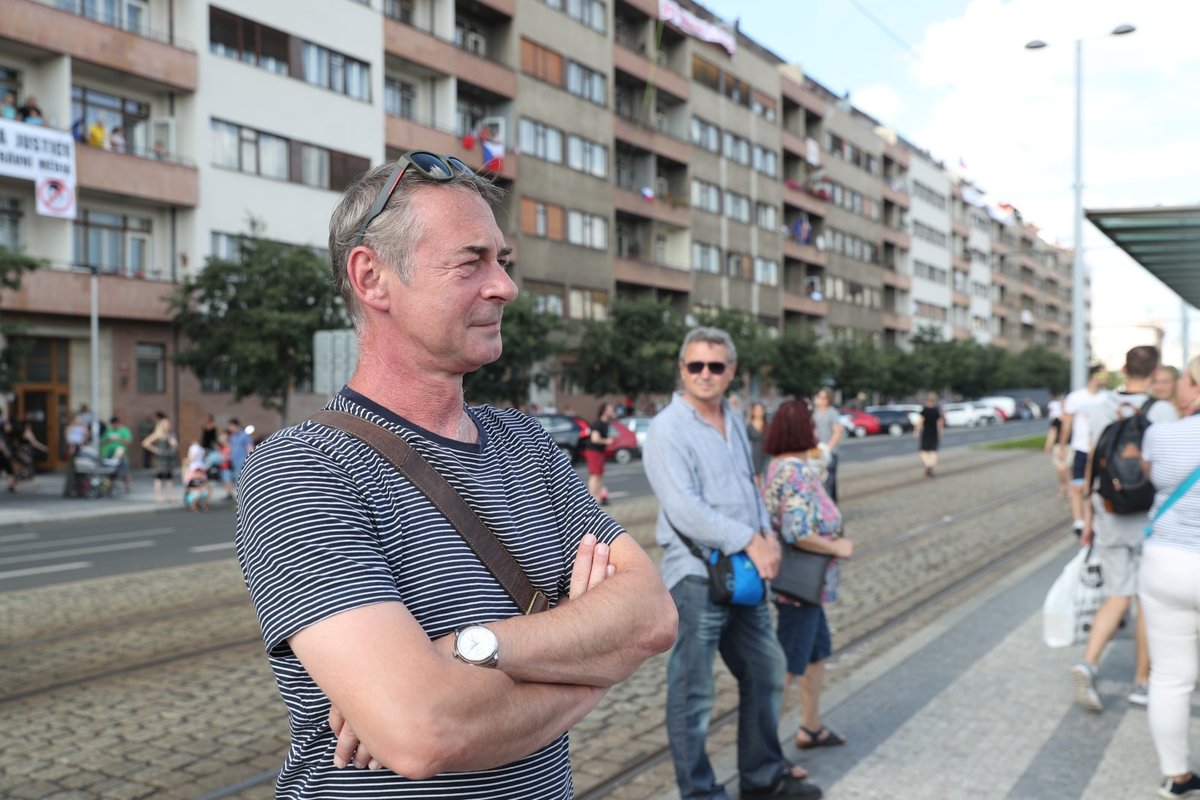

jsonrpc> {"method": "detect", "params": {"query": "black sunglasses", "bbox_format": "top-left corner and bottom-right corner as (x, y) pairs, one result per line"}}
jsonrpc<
(684, 361), (728, 376)
(352, 151), (475, 248)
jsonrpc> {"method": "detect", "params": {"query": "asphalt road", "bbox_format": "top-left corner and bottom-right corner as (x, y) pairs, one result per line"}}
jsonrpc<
(2, 419), (1048, 593)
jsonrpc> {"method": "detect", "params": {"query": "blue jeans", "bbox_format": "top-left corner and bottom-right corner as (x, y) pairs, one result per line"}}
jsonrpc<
(666, 576), (789, 799)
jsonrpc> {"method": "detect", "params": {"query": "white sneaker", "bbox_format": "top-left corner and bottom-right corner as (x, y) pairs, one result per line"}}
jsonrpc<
(1129, 683), (1149, 706)
(1070, 663), (1103, 712)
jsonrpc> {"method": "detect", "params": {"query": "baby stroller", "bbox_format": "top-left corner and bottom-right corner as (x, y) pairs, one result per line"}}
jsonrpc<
(65, 445), (124, 498)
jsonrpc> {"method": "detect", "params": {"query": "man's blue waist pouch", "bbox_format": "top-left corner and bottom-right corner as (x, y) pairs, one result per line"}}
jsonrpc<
(706, 550), (765, 606)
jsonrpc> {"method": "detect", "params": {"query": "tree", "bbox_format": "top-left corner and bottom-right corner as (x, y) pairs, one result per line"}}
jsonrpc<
(0, 246), (43, 394)
(1009, 345), (1070, 395)
(773, 331), (832, 399)
(828, 340), (878, 400)
(564, 298), (685, 401)
(464, 295), (561, 407)
(168, 220), (346, 425)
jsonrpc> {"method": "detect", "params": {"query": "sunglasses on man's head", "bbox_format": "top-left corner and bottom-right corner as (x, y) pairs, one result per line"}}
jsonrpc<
(352, 150), (475, 248)
(685, 361), (728, 376)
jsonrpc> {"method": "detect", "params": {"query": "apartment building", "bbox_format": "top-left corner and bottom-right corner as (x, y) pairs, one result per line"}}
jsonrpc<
(0, 0), (1078, 461)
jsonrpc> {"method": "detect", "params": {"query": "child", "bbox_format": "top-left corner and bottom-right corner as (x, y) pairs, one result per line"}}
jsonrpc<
(182, 443), (210, 511)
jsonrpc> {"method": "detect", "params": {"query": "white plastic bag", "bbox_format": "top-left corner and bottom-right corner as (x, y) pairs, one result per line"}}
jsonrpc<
(1043, 547), (1103, 648)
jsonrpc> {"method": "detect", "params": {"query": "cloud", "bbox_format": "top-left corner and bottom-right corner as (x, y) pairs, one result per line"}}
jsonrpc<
(852, 84), (904, 126)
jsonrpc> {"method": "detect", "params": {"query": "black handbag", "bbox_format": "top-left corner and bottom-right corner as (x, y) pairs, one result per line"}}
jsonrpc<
(772, 544), (831, 605)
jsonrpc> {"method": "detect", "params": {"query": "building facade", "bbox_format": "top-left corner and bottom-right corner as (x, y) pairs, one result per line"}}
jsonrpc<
(0, 0), (1078, 465)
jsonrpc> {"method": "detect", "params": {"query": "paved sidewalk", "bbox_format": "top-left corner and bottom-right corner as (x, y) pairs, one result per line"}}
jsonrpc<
(0, 468), (194, 528)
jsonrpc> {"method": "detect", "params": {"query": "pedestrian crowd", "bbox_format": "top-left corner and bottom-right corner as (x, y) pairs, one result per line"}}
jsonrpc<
(1, 90), (44, 124)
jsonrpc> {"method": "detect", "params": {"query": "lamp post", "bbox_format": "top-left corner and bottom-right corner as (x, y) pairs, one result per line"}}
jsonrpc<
(1026, 24), (1135, 390)
(89, 265), (100, 445)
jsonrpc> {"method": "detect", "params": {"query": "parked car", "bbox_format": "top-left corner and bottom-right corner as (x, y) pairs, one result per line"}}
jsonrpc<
(620, 415), (655, 450)
(605, 419), (639, 464)
(942, 402), (981, 427)
(840, 409), (881, 438)
(972, 402), (1003, 426)
(978, 396), (1016, 422)
(865, 406), (915, 436)
(534, 413), (591, 462)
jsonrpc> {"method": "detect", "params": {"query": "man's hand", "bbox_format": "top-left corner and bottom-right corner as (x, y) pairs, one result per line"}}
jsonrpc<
(568, 533), (615, 599)
(1080, 521), (1094, 547)
(745, 533), (781, 580)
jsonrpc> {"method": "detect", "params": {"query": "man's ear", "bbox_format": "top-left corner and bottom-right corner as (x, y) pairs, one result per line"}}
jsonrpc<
(346, 247), (390, 312)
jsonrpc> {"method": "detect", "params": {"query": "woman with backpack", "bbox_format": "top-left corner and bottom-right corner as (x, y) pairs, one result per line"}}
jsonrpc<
(1139, 356), (1200, 799)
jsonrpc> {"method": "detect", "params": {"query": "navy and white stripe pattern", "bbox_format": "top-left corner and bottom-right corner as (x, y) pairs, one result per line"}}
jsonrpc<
(1143, 415), (1200, 553)
(235, 387), (623, 798)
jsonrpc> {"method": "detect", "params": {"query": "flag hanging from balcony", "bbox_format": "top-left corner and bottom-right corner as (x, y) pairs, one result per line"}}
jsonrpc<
(481, 139), (504, 173)
(640, 186), (655, 202)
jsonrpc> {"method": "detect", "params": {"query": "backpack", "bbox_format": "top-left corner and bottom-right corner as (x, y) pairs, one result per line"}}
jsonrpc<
(1090, 397), (1156, 515)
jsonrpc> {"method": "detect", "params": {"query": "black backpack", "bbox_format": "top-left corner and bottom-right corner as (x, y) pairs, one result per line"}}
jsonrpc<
(1090, 397), (1157, 515)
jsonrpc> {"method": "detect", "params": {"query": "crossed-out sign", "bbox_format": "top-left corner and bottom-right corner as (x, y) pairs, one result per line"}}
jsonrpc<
(0, 118), (77, 219)
(37, 177), (75, 217)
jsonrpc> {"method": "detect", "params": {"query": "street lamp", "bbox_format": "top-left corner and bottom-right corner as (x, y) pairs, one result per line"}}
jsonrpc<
(1025, 24), (1135, 390)
(89, 265), (100, 445)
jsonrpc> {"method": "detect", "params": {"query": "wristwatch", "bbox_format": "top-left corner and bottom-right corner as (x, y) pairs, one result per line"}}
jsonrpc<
(453, 624), (500, 668)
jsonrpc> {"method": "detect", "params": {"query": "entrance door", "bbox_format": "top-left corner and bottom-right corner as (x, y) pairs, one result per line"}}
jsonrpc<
(11, 338), (71, 470)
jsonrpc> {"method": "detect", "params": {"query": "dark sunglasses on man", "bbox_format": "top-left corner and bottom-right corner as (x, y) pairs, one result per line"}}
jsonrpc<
(353, 151), (475, 247)
(684, 361), (728, 376)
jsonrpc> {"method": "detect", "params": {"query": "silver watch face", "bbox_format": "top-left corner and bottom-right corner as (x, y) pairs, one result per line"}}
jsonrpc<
(458, 626), (497, 662)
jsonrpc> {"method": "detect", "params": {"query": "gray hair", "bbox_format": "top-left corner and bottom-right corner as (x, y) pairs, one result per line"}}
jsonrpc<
(328, 162), (504, 329)
(678, 326), (737, 364)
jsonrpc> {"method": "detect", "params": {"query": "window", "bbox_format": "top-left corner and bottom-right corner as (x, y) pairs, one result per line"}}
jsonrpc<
(384, 78), (415, 118)
(691, 242), (720, 273)
(73, 209), (153, 278)
(211, 231), (241, 262)
(300, 144), (330, 189)
(566, 135), (607, 178)
(725, 252), (750, 280)
(566, 61), (606, 105)
(827, 227), (878, 264)
(752, 145), (777, 177)
(200, 357), (236, 393)
(912, 180), (948, 211)
(208, 7), (289, 75)
(723, 191), (750, 224)
(563, 0), (606, 33)
(519, 118), (564, 163)
(211, 119), (368, 191)
(568, 287), (608, 320)
(690, 179), (720, 214)
(691, 55), (720, 91)
(721, 131), (750, 164)
(913, 221), (948, 248)
(71, 85), (152, 156)
(302, 42), (370, 100)
(520, 38), (564, 86)
(689, 117), (719, 152)
(755, 202), (777, 231)
(567, 210), (608, 250)
(136, 343), (166, 393)
(0, 197), (21, 251)
(526, 280), (565, 316)
(753, 257), (778, 286)
(915, 301), (948, 321)
(914, 260), (949, 284)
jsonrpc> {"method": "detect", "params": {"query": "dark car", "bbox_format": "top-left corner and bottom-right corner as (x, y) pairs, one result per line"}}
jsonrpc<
(865, 406), (915, 437)
(534, 413), (591, 462)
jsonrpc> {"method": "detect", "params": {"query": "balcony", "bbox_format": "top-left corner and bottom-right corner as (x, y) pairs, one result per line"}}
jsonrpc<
(619, 0), (659, 17)
(613, 44), (690, 100)
(613, 255), (691, 293)
(881, 269), (911, 291)
(613, 114), (690, 164)
(385, 115), (518, 181)
(474, 0), (515, 15)
(952, 254), (970, 271)
(780, 129), (821, 166)
(4, 0), (197, 91)
(880, 226), (911, 250)
(993, 335), (1010, 348)
(883, 140), (910, 169)
(952, 290), (970, 307)
(780, 75), (826, 117)
(783, 183), (828, 218)
(77, 146), (198, 207)
(954, 327), (972, 340)
(783, 239), (826, 268)
(952, 217), (969, 238)
(882, 182), (910, 210)
(991, 239), (1011, 256)
(783, 290), (829, 317)
(882, 311), (913, 332)
(383, 17), (515, 99)
(1, 266), (174, 322)
(613, 185), (689, 227)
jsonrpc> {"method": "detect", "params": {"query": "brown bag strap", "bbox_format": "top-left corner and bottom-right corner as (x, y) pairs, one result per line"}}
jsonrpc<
(310, 410), (549, 615)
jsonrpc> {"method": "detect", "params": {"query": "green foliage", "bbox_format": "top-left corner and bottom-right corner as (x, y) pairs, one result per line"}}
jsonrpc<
(827, 340), (877, 399)
(0, 246), (43, 394)
(167, 219), (346, 423)
(1015, 346), (1071, 395)
(0, 245), (41, 292)
(564, 298), (685, 399)
(773, 331), (832, 398)
(464, 295), (561, 406)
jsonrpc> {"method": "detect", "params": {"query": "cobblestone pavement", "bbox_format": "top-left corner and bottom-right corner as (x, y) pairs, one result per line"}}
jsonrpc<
(0, 447), (1068, 799)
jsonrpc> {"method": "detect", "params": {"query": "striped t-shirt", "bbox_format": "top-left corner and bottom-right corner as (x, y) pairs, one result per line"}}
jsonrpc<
(1143, 414), (1200, 553)
(235, 388), (623, 799)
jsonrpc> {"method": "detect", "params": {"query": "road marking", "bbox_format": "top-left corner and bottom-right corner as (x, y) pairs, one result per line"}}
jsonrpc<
(0, 533), (38, 545)
(0, 540), (155, 566)
(607, 491), (630, 499)
(0, 561), (92, 581)
(0, 527), (176, 555)
(189, 542), (236, 553)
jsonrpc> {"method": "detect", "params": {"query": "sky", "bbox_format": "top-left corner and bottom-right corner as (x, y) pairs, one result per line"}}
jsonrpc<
(696, 0), (1200, 371)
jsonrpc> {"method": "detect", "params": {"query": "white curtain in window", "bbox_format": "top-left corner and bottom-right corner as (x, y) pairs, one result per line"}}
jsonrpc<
(302, 43), (328, 88)
(301, 145), (329, 188)
(345, 61), (369, 101)
(259, 133), (289, 179)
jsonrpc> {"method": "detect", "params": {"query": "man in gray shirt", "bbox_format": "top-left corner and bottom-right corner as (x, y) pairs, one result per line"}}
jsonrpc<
(811, 388), (843, 502)
(644, 327), (821, 800)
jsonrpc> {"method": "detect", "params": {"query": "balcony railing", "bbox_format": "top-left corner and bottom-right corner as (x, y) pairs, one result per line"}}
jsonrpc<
(40, 0), (194, 48)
